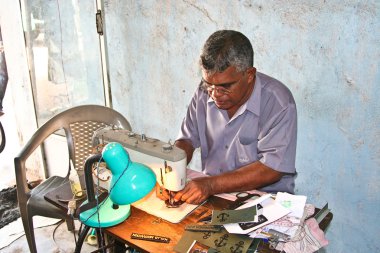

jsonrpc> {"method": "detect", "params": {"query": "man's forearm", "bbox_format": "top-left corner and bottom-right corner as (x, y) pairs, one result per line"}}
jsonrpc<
(207, 161), (283, 195)
(174, 139), (194, 164)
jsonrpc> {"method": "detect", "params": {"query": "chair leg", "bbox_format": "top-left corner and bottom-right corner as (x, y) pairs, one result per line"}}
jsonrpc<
(19, 205), (38, 253)
(65, 217), (75, 231)
(74, 225), (91, 253)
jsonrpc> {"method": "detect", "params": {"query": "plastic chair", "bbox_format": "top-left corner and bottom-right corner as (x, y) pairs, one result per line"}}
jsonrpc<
(14, 105), (132, 253)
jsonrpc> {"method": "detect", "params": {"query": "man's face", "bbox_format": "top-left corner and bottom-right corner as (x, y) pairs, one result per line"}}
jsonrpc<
(202, 66), (256, 115)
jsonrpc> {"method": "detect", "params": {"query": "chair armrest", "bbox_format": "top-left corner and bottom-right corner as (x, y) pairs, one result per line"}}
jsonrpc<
(14, 156), (31, 203)
(14, 123), (61, 197)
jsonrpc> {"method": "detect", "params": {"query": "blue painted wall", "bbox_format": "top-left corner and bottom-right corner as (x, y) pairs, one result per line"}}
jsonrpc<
(105, 1), (380, 252)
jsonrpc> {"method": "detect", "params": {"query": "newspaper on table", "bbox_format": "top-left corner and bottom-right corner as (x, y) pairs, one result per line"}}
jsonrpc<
(259, 192), (307, 238)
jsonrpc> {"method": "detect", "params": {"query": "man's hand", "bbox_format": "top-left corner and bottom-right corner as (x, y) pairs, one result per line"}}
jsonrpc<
(171, 161), (283, 205)
(155, 183), (170, 201)
(173, 177), (213, 205)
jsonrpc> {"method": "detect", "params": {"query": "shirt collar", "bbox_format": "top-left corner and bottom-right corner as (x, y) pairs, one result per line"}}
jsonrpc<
(245, 73), (261, 116)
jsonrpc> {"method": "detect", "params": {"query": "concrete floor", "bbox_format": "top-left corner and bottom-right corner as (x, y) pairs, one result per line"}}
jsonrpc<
(1, 219), (98, 253)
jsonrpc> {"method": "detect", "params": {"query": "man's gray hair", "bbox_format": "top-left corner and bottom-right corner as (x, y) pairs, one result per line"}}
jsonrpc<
(200, 30), (254, 74)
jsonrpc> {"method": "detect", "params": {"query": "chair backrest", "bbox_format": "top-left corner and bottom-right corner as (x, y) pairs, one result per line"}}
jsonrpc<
(14, 105), (132, 194)
(70, 120), (108, 172)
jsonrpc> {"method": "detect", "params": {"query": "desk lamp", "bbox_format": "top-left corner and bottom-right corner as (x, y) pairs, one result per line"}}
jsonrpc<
(79, 142), (156, 227)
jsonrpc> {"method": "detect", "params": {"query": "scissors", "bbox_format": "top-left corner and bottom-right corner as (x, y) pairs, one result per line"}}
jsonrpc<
(197, 192), (261, 223)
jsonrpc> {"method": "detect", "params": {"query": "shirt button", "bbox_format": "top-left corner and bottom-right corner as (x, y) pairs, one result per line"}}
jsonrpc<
(225, 145), (228, 149)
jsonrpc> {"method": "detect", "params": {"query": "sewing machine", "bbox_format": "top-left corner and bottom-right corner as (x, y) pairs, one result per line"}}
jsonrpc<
(92, 126), (187, 207)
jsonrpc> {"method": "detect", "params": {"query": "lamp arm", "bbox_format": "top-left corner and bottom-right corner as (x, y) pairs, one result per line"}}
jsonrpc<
(79, 142), (156, 228)
(83, 153), (103, 203)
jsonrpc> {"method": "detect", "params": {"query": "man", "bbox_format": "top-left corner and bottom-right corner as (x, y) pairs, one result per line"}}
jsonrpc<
(158, 30), (297, 205)
(0, 27), (8, 116)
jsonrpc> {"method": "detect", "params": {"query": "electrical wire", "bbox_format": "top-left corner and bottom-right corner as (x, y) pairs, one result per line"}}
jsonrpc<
(71, 215), (77, 244)
(81, 153), (131, 224)
(51, 219), (65, 250)
(56, 0), (67, 85)
(55, 0), (71, 106)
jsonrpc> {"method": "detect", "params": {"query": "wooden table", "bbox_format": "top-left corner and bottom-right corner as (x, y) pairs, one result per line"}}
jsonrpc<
(45, 183), (333, 253)
(105, 197), (333, 253)
(105, 199), (218, 253)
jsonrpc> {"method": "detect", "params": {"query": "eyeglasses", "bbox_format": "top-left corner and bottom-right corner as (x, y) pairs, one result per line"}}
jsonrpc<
(200, 75), (243, 95)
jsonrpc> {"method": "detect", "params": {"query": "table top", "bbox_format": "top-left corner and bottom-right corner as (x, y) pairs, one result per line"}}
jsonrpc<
(105, 196), (333, 253)
(105, 196), (223, 253)
(44, 183), (332, 253)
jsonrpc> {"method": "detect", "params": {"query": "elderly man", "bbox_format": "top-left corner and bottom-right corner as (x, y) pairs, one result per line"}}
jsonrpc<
(158, 30), (297, 205)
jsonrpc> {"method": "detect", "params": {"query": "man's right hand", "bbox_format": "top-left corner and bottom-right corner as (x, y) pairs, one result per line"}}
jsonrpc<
(172, 177), (214, 205)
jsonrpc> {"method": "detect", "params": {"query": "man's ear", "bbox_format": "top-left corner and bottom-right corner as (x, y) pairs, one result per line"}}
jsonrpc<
(247, 67), (256, 83)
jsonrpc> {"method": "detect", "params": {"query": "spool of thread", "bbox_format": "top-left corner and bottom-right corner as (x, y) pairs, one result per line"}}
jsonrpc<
(86, 229), (97, 246)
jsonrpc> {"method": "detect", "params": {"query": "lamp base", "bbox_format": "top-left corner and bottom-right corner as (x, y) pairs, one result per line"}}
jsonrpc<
(79, 197), (131, 228)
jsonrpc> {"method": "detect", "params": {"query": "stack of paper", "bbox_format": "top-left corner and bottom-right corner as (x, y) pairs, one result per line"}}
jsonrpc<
(223, 194), (290, 234)
(259, 192), (307, 238)
(214, 192), (307, 241)
(174, 191), (307, 253)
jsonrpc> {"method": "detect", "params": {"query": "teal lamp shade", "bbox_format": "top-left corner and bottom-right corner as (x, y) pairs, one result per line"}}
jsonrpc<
(102, 142), (156, 205)
(79, 142), (156, 228)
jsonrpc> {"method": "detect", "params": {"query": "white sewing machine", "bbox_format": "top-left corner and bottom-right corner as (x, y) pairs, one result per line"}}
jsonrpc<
(91, 126), (201, 223)
(92, 127), (187, 196)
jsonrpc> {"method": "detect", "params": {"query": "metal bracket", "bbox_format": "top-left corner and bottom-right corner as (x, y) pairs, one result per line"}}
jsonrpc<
(96, 10), (103, 35)
(314, 203), (330, 224)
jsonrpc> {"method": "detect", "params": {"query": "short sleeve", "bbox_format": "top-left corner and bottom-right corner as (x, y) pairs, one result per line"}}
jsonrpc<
(258, 103), (297, 173)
